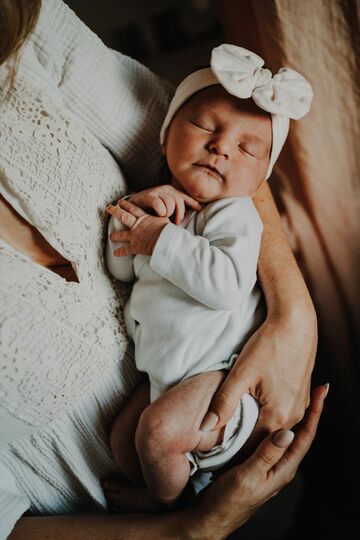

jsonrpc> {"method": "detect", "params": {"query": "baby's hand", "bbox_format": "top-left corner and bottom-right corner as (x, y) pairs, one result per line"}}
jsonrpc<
(124, 185), (202, 225)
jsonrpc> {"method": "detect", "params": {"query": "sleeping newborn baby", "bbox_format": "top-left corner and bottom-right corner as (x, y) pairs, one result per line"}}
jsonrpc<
(105, 44), (313, 509)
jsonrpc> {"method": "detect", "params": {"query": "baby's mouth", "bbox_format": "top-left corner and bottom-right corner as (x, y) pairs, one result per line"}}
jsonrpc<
(194, 163), (224, 181)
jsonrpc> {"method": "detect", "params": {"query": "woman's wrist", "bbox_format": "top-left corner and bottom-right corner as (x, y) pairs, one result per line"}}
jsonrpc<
(182, 508), (227, 540)
(253, 181), (316, 327)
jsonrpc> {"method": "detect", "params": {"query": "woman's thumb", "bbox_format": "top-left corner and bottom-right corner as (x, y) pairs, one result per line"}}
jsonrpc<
(200, 376), (250, 432)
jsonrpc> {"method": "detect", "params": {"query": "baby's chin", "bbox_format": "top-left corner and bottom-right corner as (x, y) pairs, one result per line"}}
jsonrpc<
(171, 176), (222, 204)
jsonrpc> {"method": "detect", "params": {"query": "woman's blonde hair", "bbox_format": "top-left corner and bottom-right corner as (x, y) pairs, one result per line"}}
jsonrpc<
(0, 0), (42, 90)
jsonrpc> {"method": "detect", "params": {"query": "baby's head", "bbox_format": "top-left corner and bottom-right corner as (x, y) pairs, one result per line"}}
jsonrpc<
(160, 44), (313, 204)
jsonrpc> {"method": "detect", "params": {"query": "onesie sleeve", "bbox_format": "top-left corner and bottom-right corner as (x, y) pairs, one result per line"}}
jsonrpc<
(31, 0), (173, 188)
(106, 194), (136, 282)
(0, 461), (30, 540)
(149, 197), (263, 311)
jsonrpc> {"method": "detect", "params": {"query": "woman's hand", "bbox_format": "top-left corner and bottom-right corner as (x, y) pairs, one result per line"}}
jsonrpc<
(106, 199), (170, 256)
(188, 384), (327, 540)
(126, 185), (202, 224)
(200, 307), (317, 442)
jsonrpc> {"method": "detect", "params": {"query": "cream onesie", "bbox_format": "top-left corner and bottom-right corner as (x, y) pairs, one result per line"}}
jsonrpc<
(106, 195), (266, 473)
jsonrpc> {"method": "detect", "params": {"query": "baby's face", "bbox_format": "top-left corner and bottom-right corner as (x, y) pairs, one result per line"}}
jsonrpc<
(163, 85), (272, 203)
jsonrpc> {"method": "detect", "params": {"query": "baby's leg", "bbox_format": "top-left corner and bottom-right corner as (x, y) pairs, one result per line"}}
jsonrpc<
(135, 370), (227, 507)
(110, 378), (150, 484)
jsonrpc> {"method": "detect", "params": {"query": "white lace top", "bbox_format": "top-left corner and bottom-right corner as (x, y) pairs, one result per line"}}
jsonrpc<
(0, 0), (172, 536)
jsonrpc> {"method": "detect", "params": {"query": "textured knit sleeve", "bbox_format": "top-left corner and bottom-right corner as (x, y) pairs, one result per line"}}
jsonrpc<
(150, 197), (263, 311)
(30, 0), (173, 188)
(0, 461), (30, 540)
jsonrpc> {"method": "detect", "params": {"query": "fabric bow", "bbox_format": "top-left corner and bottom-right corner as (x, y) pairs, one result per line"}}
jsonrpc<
(211, 44), (313, 119)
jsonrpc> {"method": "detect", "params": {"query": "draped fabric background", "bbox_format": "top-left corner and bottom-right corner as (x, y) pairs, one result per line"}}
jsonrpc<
(214, 0), (359, 536)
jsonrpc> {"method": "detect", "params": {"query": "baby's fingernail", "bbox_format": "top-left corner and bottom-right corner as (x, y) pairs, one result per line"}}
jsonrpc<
(323, 383), (330, 399)
(272, 430), (295, 448)
(200, 412), (219, 432)
(106, 205), (113, 213)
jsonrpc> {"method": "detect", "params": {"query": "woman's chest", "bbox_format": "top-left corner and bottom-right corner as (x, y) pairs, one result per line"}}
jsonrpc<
(0, 73), (128, 285)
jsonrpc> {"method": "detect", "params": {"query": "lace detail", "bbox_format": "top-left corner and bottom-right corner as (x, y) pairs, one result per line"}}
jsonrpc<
(0, 71), (135, 428)
(0, 0), (173, 439)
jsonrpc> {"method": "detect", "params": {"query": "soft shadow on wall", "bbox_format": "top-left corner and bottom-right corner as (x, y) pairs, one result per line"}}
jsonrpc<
(65, 0), (224, 84)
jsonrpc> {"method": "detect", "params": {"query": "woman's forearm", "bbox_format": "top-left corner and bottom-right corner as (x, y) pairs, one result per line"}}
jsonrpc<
(253, 181), (316, 321)
(8, 511), (202, 540)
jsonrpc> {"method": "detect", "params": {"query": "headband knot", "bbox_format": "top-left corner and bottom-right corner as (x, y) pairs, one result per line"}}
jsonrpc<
(211, 44), (313, 119)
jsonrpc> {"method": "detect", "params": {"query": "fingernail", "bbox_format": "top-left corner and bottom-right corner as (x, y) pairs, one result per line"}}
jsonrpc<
(106, 205), (113, 213)
(272, 430), (295, 448)
(323, 383), (330, 399)
(200, 412), (219, 432)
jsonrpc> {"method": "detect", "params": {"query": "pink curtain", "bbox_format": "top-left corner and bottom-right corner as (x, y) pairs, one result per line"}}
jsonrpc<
(214, 0), (359, 529)
(214, 0), (359, 411)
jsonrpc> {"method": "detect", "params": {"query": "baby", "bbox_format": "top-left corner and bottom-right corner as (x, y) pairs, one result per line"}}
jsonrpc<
(105, 44), (313, 509)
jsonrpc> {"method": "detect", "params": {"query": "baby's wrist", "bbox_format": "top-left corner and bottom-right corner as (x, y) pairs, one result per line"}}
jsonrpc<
(149, 219), (169, 255)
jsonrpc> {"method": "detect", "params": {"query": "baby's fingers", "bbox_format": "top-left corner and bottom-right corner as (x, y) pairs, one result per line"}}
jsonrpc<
(155, 194), (176, 218)
(183, 194), (202, 211)
(151, 197), (168, 217)
(174, 198), (186, 225)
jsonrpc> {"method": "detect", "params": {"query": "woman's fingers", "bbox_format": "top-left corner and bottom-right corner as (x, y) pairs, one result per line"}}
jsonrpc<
(238, 429), (295, 481)
(193, 385), (327, 539)
(268, 384), (327, 487)
(200, 364), (252, 431)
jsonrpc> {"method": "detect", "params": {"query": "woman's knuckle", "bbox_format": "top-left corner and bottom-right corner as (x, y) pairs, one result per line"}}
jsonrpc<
(215, 391), (230, 407)
(274, 412), (288, 426)
(260, 449), (276, 467)
(266, 419), (280, 433)
(237, 472), (259, 495)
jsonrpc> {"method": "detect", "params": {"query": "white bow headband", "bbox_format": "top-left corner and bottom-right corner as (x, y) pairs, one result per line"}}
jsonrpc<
(160, 44), (313, 180)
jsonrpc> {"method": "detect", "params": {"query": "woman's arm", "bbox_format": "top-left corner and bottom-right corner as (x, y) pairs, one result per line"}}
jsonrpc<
(254, 181), (316, 318)
(8, 385), (327, 540)
(9, 512), (190, 540)
(200, 180), (317, 437)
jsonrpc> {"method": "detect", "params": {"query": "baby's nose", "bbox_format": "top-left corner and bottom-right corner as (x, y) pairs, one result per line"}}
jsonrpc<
(207, 136), (231, 158)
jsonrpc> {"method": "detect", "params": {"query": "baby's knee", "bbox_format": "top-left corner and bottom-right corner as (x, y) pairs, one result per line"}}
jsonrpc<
(135, 403), (181, 458)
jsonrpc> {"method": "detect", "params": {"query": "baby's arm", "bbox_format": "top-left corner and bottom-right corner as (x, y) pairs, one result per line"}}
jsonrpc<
(149, 197), (263, 311)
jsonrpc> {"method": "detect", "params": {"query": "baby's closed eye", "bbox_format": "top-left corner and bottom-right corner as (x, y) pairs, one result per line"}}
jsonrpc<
(190, 120), (214, 132)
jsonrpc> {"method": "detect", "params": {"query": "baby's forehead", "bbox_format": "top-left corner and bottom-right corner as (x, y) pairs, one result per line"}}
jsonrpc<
(183, 85), (272, 144)
(186, 85), (269, 119)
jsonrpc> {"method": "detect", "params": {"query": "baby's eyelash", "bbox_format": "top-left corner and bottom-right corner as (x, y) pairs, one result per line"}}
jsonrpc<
(190, 121), (213, 132)
(239, 145), (256, 157)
